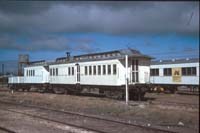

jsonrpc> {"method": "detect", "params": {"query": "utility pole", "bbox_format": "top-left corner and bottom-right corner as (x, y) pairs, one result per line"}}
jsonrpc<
(125, 55), (129, 104)
(2, 64), (4, 75)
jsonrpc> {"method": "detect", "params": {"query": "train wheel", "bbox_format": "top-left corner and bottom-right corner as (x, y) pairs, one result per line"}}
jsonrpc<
(53, 88), (65, 94)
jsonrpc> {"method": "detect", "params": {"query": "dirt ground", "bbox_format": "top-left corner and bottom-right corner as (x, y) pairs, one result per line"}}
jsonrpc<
(0, 87), (199, 133)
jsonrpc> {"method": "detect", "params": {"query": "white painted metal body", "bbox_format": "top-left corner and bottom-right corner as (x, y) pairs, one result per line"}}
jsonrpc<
(49, 58), (151, 86)
(8, 66), (49, 84)
(8, 76), (24, 84)
(150, 62), (199, 85)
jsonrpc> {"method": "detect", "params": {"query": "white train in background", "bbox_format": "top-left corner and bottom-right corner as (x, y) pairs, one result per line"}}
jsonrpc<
(9, 48), (152, 100)
(150, 58), (199, 94)
(8, 48), (199, 99)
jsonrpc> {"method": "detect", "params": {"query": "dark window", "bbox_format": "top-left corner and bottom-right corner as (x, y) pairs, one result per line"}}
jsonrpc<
(187, 67), (191, 75)
(33, 70), (35, 76)
(192, 67), (196, 75)
(164, 68), (172, 76)
(68, 67), (71, 76)
(85, 66), (88, 75)
(98, 65), (101, 75)
(89, 66), (92, 75)
(182, 68), (186, 75)
(136, 72), (138, 82)
(93, 66), (96, 75)
(132, 60), (135, 71)
(108, 65), (111, 75)
(27, 70), (28, 76)
(72, 67), (74, 75)
(113, 64), (117, 75)
(135, 60), (138, 70)
(103, 65), (106, 75)
(132, 60), (138, 71)
(182, 67), (196, 76)
(150, 69), (159, 76)
(56, 68), (58, 76)
(53, 68), (55, 76)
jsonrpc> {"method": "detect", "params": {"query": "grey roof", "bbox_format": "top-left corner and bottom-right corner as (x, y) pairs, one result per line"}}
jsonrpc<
(151, 58), (199, 65)
(55, 48), (152, 64)
(26, 48), (152, 66)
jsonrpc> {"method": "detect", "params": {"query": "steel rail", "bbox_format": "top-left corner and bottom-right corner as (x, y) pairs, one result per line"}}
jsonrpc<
(0, 108), (105, 133)
(0, 100), (177, 133)
(0, 126), (16, 133)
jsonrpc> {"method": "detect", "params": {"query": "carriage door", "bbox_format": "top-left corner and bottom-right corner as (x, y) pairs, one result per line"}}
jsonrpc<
(131, 59), (139, 83)
(76, 63), (80, 83)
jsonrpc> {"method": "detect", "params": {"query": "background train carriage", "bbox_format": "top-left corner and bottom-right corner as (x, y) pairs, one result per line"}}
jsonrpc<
(149, 58), (199, 94)
(49, 49), (152, 99)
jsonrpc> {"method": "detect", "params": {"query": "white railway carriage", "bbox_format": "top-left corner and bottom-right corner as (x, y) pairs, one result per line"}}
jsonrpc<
(8, 48), (152, 99)
(150, 58), (199, 93)
(9, 61), (49, 91)
(49, 49), (152, 98)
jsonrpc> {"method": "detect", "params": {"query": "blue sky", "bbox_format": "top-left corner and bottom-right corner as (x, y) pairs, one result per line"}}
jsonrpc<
(0, 1), (199, 63)
(0, 33), (198, 61)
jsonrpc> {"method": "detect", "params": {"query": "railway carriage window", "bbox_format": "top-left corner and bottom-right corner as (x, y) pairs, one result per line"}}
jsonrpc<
(182, 67), (196, 76)
(192, 67), (196, 75)
(103, 65), (106, 75)
(72, 67), (74, 75)
(136, 72), (139, 82)
(98, 65), (101, 75)
(30, 70), (32, 76)
(85, 66), (88, 75)
(68, 67), (71, 76)
(93, 66), (96, 75)
(26, 70), (28, 76)
(108, 65), (111, 75)
(53, 68), (55, 76)
(33, 70), (35, 76)
(113, 64), (117, 75)
(132, 60), (139, 82)
(56, 68), (58, 76)
(182, 68), (186, 75)
(164, 68), (172, 76)
(136, 60), (138, 70)
(50, 68), (52, 76)
(89, 66), (92, 75)
(187, 67), (191, 75)
(150, 69), (159, 76)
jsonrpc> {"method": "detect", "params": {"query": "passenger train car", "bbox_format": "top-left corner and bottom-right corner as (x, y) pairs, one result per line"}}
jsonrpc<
(150, 58), (199, 94)
(8, 48), (199, 98)
(8, 48), (152, 100)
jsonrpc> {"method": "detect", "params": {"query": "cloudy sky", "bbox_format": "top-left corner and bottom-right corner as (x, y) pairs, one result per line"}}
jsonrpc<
(0, 1), (199, 63)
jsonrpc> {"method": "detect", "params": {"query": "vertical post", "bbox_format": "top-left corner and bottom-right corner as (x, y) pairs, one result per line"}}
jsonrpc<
(2, 64), (4, 75)
(125, 55), (129, 104)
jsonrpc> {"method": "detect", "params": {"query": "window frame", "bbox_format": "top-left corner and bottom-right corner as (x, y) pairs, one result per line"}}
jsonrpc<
(163, 68), (172, 76)
(113, 64), (117, 75)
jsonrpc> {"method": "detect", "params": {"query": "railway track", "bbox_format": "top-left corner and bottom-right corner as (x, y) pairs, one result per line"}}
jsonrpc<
(0, 100), (177, 133)
(0, 126), (16, 133)
(151, 101), (199, 109)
